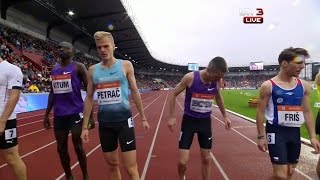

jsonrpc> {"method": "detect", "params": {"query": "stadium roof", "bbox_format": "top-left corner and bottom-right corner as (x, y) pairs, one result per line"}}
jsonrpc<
(1, 0), (186, 71)
(1, 0), (319, 70)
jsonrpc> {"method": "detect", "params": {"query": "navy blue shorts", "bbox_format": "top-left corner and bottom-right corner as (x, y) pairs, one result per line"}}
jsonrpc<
(54, 113), (83, 131)
(179, 114), (212, 150)
(315, 110), (320, 135)
(266, 122), (301, 165)
(0, 119), (18, 149)
(99, 117), (136, 152)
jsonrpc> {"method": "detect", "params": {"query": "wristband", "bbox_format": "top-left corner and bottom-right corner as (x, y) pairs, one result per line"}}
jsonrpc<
(257, 135), (264, 139)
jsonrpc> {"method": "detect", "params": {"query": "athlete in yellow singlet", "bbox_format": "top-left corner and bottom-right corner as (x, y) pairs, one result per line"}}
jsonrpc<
(317, 83), (320, 102)
(315, 72), (320, 178)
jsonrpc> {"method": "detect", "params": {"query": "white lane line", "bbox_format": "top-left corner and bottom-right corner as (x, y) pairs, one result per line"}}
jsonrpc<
(211, 115), (313, 180)
(0, 140), (58, 168)
(210, 152), (230, 180)
(141, 92), (169, 180)
(176, 98), (229, 180)
(55, 144), (101, 180)
(55, 92), (165, 179)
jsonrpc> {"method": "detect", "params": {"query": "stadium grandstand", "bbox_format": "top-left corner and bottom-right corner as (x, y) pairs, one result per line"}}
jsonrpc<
(0, 0), (320, 179)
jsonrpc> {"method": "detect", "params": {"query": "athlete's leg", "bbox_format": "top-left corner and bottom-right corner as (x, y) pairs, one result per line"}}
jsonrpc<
(266, 122), (289, 180)
(178, 149), (190, 180)
(0, 119), (26, 180)
(118, 118), (139, 179)
(103, 149), (121, 180)
(122, 150), (139, 180)
(88, 110), (95, 130)
(199, 148), (211, 180)
(1, 145), (26, 180)
(178, 115), (195, 180)
(54, 129), (72, 179)
(270, 164), (288, 180)
(71, 117), (88, 179)
(197, 118), (212, 180)
(285, 135), (300, 180)
(287, 164), (297, 180)
(99, 122), (120, 180)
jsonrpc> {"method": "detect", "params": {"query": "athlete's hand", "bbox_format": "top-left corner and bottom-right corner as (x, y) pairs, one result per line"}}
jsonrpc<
(223, 117), (231, 130)
(43, 115), (52, 129)
(142, 120), (150, 132)
(81, 129), (89, 143)
(167, 117), (177, 132)
(310, 137), (320, 153)
(257, 137), (268, 152)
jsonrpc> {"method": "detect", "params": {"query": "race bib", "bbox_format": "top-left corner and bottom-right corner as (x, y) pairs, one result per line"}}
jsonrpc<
(190, 93), (214, 113)
(128, 117), (134, 128)
(52, 74), (73, 94)
(277, 105), (304, 127)
(96, 82), (122, 105)
(266, 133), (275, 144)
(314, 102), (320, 108)
(5, 128), (17, 140)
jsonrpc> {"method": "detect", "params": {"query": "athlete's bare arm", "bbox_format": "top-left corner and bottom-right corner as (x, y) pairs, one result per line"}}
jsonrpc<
(82, 65), (95, 130)
(215, 82), (231, 129)
(76, 62), (88, 89)
(315, 73), (320, 86)
(256, 80), (272, 152)
(77, 62), (94, 126)
(0, 89), (20, 134)
(215, 82), (227, 118)
(0, 67), (22, 134)
(167, 73), (192, 132)
(168, 73), (193, 119)
(124, 61), (146, 120)
(43, 86), (54, 129)
(301, 80), (320, 152)
(256, 81), (271, 136)
(124, 61), (150, 131)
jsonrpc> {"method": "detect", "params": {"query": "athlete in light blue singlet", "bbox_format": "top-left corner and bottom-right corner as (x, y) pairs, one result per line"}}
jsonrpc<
(92, 60), (132, 123)
(81, 31), (150, 180)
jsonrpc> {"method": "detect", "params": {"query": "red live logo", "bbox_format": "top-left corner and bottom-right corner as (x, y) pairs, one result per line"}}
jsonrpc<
(243, 16), (263, 24)
(240, 8), (264, 24)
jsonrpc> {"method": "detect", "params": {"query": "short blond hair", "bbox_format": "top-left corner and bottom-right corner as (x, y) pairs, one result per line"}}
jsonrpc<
(94, 31), (114, 44)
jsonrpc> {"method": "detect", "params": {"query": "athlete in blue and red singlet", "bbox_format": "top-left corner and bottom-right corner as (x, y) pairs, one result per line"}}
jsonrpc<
(43, 42), (91, 180)
(168, 57), (231, 180)
(256, 47), (320, 180)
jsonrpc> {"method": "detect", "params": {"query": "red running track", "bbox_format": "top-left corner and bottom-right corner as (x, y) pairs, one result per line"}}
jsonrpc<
(0, 91), (313, 180)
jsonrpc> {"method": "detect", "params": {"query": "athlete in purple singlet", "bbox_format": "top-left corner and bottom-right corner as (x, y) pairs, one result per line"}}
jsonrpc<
(43, 42), (91, 180)
(168, 57), (231, 180)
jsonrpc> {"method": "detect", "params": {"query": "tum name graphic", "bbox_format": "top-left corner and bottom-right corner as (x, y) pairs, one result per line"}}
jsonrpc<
(239, 8), (264, 24)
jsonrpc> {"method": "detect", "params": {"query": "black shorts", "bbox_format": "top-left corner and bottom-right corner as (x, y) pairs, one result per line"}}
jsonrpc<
(54, 113), (83, 131)
(316, 110), (320, 135)
(99, 117), (136, 152)
(179, 114), (212, 150)
(266, 122), (301, 165)
(0, 119), (18, 149)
